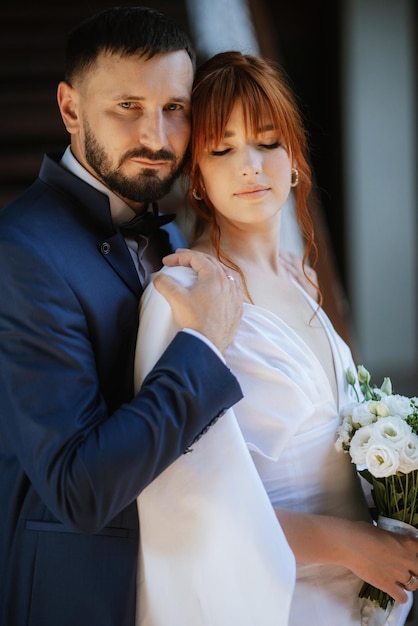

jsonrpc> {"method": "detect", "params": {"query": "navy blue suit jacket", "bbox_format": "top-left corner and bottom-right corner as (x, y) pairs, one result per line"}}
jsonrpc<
(0, 154), (242, 626)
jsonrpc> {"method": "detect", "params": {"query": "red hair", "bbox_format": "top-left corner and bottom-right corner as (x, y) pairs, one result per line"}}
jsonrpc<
(187, 51), (318, 300)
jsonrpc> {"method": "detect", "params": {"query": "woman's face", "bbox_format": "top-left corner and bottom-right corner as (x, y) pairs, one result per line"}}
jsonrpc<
(198, 102), (293, 230)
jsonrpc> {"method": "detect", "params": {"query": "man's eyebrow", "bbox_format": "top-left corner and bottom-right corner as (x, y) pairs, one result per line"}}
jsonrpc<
(115, 94), (190, 103)
(170, 96), (191, 103)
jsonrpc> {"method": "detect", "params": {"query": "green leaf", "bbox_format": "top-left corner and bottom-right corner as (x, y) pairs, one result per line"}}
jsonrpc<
(358, 468), (374, 484)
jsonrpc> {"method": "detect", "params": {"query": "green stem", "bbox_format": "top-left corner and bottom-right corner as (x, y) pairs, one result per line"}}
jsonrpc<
(359, 582), (394, 610)
(410, 473), (418, 526)
(349, 381), (360, 402)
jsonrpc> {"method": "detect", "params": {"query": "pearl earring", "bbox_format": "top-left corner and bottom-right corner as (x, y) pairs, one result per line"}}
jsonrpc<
(192, 188), (202, 201)
(290, 168), (299, 188)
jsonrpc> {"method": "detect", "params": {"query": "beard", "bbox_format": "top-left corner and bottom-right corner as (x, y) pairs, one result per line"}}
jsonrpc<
(83, 121), (186, 203)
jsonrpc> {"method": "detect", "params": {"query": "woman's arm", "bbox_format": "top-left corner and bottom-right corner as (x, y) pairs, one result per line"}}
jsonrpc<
(276, 507), (418, 603)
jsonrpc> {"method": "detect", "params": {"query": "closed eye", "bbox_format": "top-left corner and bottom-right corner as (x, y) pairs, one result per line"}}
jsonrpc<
(259, 142), (281, 150)
(210, 141), (281, 156)
(210, 148), (231, 156)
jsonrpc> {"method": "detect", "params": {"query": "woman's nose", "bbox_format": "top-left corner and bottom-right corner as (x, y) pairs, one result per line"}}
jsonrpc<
(239, 147), (261, 176)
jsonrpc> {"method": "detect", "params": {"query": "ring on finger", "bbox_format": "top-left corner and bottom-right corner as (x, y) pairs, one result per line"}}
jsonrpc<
(404, 573), (417, 587)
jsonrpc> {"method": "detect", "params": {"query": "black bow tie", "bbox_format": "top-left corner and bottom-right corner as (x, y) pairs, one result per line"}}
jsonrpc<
(119, 204), (176, 238)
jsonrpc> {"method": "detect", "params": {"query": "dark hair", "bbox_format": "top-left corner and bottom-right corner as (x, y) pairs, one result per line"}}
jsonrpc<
(187, 51), (318, 301)
(64, 6), (195, 85)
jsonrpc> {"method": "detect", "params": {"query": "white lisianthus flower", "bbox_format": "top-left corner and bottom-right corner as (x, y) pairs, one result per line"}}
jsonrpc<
(340, 401), (357, 421)
(351, 402), (377, 428)
(398, 433), (418, 473)
(365, 443), (400, 478)
(338, 365), (418, 613)
(335, 419), (353, 451)
(346, 368), (357, 386)
(358, 365), (371, 385)
(374, 401), (390, 418)
(380, 377), (393, 396)
(383, 394), (415, 419)
(350, 425), (374, 465)
(372, 415), (412, 449)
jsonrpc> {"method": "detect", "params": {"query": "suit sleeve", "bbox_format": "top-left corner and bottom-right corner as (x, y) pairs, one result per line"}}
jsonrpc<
(0, 237), (243, 533)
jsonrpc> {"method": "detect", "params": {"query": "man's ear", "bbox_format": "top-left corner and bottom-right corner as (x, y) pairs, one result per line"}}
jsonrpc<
(57, 81), (80, 134)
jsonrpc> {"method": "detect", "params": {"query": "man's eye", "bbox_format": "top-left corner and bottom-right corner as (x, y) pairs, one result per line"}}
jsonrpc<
(166, 103), (181, 111)
(120, 102), (134, 109)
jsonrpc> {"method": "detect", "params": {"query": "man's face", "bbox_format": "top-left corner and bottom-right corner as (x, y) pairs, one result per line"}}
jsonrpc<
(68, 50), (193, 208)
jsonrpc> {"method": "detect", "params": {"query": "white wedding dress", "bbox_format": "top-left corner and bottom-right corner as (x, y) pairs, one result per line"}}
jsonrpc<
(134, 265), (412, 626)
(134, 268), (295, 626)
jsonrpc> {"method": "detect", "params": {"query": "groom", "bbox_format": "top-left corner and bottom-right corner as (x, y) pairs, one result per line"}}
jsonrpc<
(0, 7), (243, 625)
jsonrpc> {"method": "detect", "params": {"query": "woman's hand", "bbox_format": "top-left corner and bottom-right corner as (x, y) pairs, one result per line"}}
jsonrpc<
(276, 508), (418, 603)
(341, 520), (418, 603)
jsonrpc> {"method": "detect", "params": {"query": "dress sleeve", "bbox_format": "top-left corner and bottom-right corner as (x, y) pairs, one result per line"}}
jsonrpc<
(134, 266), (196, 390)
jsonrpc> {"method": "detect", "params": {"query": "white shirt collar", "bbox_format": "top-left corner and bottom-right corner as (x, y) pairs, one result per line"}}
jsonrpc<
(60, 146), (137, 225)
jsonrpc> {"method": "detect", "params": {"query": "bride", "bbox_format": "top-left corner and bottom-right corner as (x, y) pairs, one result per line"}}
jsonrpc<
(134, 51), (417, 625)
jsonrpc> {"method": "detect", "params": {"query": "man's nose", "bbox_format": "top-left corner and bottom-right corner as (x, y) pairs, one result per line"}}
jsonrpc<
(138, 110), (167, 151)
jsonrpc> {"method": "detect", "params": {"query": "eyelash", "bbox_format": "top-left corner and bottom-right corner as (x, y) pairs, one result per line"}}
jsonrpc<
(210, 142), (280, 157)
(262, 142), (280, 150)
(210, 149), (230, 157)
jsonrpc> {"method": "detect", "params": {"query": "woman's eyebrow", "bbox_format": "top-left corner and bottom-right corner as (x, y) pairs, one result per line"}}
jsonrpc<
(221, 123), (275, 139)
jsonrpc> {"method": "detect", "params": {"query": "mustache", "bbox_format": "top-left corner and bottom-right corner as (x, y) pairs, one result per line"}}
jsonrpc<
(121, 147), (176, 165)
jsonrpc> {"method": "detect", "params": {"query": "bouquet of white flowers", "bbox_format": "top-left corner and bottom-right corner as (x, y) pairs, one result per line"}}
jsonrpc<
(335, 365), (418, 624)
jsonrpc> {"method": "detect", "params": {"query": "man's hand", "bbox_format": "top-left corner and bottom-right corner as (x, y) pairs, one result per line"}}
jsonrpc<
(153, 249), (243, 353)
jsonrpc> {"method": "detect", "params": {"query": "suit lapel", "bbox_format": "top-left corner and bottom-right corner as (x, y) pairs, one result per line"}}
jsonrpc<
(98, 231), (143, 296)
(40, 154), (143, 297)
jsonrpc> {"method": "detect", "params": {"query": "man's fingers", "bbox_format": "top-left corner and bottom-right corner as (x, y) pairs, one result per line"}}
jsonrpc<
(162, 249), (222, 275)
(152, 272), (187, 303)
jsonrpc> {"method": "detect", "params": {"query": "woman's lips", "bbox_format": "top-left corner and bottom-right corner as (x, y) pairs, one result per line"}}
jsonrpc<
(234, 186), (270, 199)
